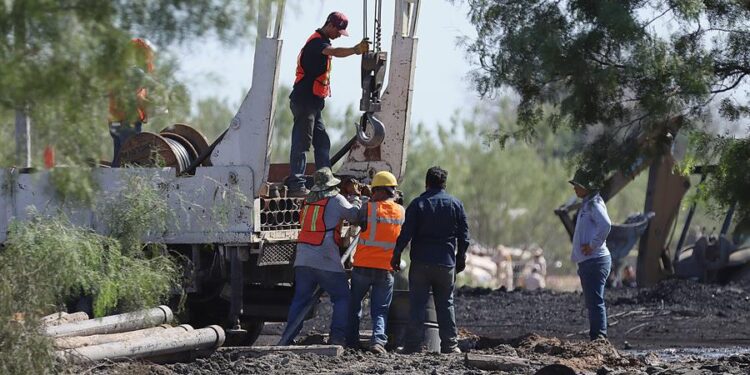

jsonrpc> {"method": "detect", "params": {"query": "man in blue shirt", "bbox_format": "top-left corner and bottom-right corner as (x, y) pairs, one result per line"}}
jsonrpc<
(390, 166), (470, 354)
(569, 168), (612, 340)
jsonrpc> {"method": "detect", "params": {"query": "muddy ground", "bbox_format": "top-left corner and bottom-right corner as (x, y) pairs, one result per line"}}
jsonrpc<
(77, 279), (750, 374)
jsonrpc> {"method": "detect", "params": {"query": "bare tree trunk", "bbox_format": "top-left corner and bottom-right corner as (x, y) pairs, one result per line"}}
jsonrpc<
(15, 108), (31, 168)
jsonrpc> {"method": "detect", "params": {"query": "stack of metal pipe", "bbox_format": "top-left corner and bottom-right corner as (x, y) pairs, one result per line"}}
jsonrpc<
(42, 306), (224, 364)
(259, 197), (303, 231)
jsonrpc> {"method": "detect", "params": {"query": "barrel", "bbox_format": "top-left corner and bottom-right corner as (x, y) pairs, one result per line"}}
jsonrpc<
(386, 289), (440, 352)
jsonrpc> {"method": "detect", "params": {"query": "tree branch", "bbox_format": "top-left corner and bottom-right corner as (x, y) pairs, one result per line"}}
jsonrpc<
(710, 73), (747, 94)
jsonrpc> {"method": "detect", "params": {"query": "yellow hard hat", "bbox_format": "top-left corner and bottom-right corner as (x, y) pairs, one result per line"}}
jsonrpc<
(371, 171), (398, 188)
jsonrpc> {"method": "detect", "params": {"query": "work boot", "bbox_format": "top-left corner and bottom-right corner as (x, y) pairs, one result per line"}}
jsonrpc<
(287, 187), (310, 198)
(328, 336), (346, 347)
(370, 343), (387, 354)
(441, 346), (462, 354)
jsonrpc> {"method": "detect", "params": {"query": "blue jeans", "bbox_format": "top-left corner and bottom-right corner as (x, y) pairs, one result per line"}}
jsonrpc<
(286, 101), (331, 190)
(282, 266), (350, 342)
(405, 262), (458, 351)
(577, 255), (611, 340)
(346, 267), (394, 347)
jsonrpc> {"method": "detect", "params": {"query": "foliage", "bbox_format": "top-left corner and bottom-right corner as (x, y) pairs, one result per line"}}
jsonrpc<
(99, 173), (171, 254)
(49, 167), (99, 206)
(0, 170), (181, 373)
(0, 0), (272, 167)
(0, 214), (179, 373)
(685, 135), (750, 219)
(401, 99), (648, 273)
(456, 0), (750, 217)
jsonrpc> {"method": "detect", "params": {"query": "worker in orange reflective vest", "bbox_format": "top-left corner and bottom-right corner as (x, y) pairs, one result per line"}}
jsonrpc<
(285, 12), (370, 197)
(109, 38), (157, 166)
(346, 171), (405, 354)
(281, 167), (362, 346)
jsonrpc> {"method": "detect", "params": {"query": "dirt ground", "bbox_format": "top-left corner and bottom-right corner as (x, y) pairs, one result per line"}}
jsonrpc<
(75, 278), (750, 374)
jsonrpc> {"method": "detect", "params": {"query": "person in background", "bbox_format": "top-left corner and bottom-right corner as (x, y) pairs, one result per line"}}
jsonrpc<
(530, 246), (547, 277)
(523, 264), (546, 291)
(493, 246), (514, 291)
(281, 167), (361, 346)
(109, 38), (158, 166)
(621, 265), (637, 288)
(390, 166), (470, 354)
(569, 168), (612, 341)
(347, 171), (404, 354)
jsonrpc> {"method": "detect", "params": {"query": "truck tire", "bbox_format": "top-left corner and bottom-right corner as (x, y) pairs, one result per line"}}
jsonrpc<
(239, 318), (264, 346)
(729, 263), (750, 284)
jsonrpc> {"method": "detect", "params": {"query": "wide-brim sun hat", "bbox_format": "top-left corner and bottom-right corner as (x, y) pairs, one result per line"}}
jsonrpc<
(310, 167), (341, 192)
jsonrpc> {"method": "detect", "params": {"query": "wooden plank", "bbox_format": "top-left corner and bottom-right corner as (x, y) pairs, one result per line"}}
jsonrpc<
(219, 345), (344, 357)
(465, 353), (531, 372)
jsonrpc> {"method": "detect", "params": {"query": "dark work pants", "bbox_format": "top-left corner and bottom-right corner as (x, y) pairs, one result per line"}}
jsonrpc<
(405, 262), (458, 351)
(286, 101), (331, 190)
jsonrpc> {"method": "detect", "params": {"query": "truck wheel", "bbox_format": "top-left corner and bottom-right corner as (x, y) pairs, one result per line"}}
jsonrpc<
(729, 263), (750, 284)
(240, 319), (264, 346)
(225, 318), (264, 346)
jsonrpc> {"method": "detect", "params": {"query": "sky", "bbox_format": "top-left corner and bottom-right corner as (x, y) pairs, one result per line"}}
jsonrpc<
(172, 0), (480, 129)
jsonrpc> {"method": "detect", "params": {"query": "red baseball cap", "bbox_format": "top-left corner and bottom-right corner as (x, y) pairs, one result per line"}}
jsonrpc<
(326, 11), (349, 36)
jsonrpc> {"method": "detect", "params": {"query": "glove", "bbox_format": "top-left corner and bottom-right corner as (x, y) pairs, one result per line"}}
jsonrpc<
(456, 254), (466, 274)
(360, 184), (372, 197)
(354, 38), (371, 55)
(390, 253), (402, 271)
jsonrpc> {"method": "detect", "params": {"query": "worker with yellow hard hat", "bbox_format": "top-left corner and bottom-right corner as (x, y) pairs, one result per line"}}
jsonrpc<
(346, 170), (404, 354)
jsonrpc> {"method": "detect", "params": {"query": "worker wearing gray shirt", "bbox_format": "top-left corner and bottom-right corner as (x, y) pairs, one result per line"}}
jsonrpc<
(281, 167), (361, 346)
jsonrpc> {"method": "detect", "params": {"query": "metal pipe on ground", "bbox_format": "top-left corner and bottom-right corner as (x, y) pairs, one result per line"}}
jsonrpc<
(44, 306), (173, 338)
(57, 325), (225, 364)
(40, 312), (67, 325)
(41, 311), (89, 327)
(54, 324), (193, 350)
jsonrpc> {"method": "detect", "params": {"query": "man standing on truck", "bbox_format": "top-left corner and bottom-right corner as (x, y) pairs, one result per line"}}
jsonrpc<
(285, 12), (371, 197)
(282, 167), (361, 346)
(390, 166), (470, 354)
(347, 171), (405, 354)
(569, 169), (612, 341)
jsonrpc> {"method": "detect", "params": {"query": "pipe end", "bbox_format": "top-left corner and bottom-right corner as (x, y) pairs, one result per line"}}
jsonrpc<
(157, 305), (174, 324)
(207, 325), (226, 348)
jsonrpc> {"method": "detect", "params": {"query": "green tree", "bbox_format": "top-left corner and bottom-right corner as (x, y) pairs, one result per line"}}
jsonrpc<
(401, 98), (650, 273)
(456, 0), (750, 219)
(0, 0), (270, 166)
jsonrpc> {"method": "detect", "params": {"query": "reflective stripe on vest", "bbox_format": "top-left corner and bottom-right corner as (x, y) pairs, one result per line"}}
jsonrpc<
(353, 200), (405, 270)
(294, 31), (332, 98)
(297, 198), (331, 246)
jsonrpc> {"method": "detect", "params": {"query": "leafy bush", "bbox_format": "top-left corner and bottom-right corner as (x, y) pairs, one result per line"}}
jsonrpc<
(0, 173), (181, 374)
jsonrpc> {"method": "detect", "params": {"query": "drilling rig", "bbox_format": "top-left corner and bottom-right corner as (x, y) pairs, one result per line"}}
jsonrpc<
(0, 0), (422, 345)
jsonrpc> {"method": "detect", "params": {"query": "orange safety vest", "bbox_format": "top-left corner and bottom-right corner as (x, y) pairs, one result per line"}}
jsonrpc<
(294, 31), (332, 98)
(298, 197), (344, 247)
(109, 39), (154, 123)
(353, 200), (405, 270)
